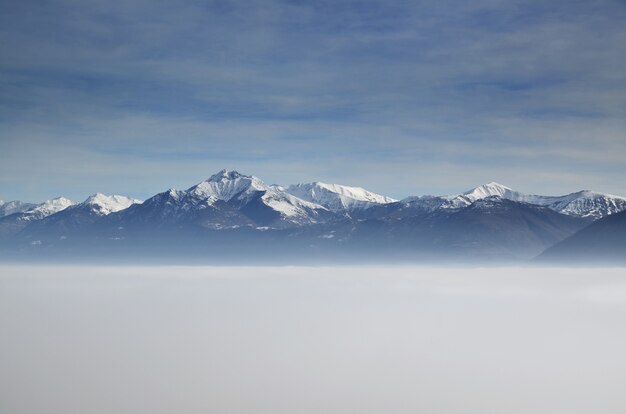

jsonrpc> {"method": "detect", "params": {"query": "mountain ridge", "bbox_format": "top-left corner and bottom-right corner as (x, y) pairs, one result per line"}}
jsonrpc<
(2, 169), (624, 263)
(536, 210), (626, 263)
(4, 171), (624, 219)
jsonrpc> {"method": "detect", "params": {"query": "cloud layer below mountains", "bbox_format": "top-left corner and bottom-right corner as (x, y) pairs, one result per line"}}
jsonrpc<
(2, 265), (626, 414)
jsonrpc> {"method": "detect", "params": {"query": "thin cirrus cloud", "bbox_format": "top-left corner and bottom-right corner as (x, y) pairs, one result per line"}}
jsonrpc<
(1, 0), (626, 202)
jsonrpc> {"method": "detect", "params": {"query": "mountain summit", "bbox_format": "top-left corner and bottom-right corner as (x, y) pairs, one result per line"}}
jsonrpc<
(441, 183), (626, 219)
(188, 169), (331, 225)
(1, 170), (625, 262)
(190, 170), (268, 203)
(286, 182), (397, 212)
(462, 182), (516, 201)
(81, 193), (142, 215)
(0, 200), (37, 217)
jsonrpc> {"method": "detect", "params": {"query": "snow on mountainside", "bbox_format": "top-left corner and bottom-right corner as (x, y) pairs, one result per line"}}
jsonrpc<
(4, 171), (625, 262)
(186, 170), (330, 224)
(4, 174), (625, 234)
(20, 197), (75, 221)
(462, 182), (519, 202)
(189, 170), (266, 203)
(450, 182), (626, 219)
(395, 183), (519, 212)
(80, 193), (142, 215)
(0, 200), (38, 217)
(286, 182), (397, 212)
(543, 190), (626, 219)
(0, 197), (75, 238)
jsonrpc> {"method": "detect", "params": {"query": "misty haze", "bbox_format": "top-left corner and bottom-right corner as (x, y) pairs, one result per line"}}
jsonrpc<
(2, 265), (626, 414)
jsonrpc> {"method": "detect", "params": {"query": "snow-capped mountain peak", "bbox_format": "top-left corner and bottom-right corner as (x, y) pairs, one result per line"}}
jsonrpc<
(208, 169), (248, 181)
(396, 182), (626, 219)
(397, 183), (517, 211)
(82, 193), (142, 215)
(462, 182), (517, 201)
(0, 200), (38, 217)
(453, 183), (626, 219)
(20, 197), (75, 220)
(31, 197), (74, 213)
(286, 181), (397, 212)
(179, 170), (330, 225)
(545, 190), (626, 219)
(189, 169), (267, 202)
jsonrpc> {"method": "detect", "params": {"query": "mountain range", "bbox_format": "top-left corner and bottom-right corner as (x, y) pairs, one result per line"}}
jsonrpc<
(537, 209), (626, 264)
(1, 170), (625, 263)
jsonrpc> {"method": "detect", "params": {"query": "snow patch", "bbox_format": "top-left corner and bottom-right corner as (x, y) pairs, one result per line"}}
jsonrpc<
(82, 193), (142, 215)
(20, 197), (75, 220)
(453, 183), (626, 219)
(287, 182), (396, 212)
(188, 170), (329, 224)
(0, 200), (37, 217)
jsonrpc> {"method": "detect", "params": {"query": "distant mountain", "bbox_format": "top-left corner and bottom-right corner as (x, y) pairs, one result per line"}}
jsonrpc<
(18, 194), (140, 239)
(79, 193), (141, 215)
(0, 197), (75, 237)
(2, 170), (624, 263)
(347, 197), (588, 260)
(104, 188), (252, 231)
(184, 170), (332, 226)
(20, 170), (333, 243)
(356, 182), (626, 222)
(20, 197), (75, 220)
(286, 182), (396, 212)
(0, 200), (37, 217)
(446, 182), (626, 219)
(536, 210), (626, 263)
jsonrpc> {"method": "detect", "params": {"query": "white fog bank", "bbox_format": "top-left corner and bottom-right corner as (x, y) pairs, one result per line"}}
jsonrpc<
(1, 266), (626, 414)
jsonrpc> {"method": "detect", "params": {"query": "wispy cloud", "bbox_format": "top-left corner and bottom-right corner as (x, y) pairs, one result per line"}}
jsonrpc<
(1, 0), (626, 201)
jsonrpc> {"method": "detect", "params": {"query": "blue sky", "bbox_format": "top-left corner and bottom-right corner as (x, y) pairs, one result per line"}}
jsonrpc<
(1, 0), (626, 202)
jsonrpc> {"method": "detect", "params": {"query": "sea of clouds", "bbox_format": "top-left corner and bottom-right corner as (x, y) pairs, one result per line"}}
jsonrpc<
(1, 265), (626, 414)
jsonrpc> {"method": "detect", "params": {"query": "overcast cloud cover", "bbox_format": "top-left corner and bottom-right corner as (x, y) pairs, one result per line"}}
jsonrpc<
(1, 0), (626, 202)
